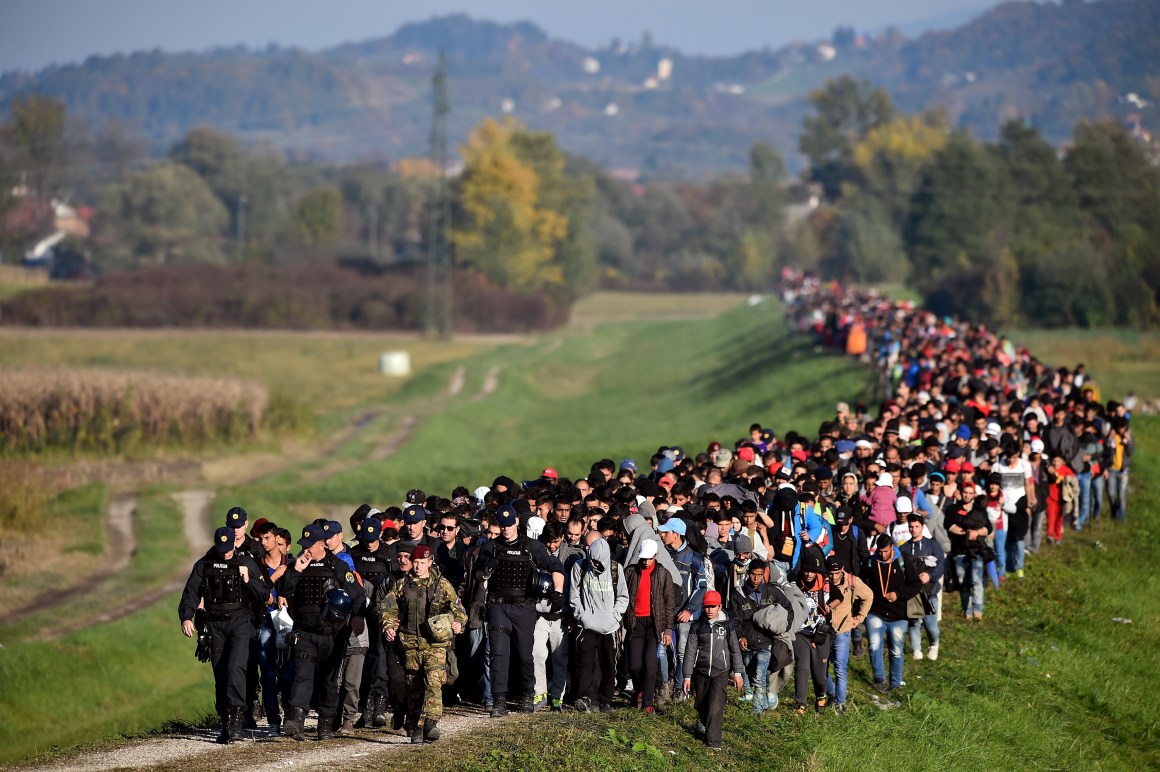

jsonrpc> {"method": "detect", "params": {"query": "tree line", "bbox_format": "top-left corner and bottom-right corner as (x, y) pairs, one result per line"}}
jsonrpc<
(1, 82), (1158, 329)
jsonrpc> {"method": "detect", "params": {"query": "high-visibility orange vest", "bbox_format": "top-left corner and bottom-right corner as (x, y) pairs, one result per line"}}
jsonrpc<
(846, 323), (867, 356)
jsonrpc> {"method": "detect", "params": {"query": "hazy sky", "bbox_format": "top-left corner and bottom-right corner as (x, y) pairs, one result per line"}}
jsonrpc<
(0, 0), (1000, 74)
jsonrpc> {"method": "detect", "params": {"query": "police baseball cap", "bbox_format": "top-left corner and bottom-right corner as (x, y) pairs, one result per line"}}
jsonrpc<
(658, 518), (686, 536)
(496, 504), (519, 528)
(403, 505), (428, 525)
(213, 526), (234, 553)
(360, 518), (382, 542)
(322, 520), (344, 537)
(298, 524), (326, 547)
(225, 506), (248, 528)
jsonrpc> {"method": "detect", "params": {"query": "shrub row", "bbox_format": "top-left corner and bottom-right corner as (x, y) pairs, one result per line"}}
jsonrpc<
(0, 260), (566, 332)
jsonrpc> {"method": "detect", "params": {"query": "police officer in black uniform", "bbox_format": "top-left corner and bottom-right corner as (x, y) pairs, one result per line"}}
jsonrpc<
(224, 506), (264, 729)
(477, 504), (564, 717)
(348, 517), (392, 728)
(179, 526), (271, 744)
(278, 524), (366, 741)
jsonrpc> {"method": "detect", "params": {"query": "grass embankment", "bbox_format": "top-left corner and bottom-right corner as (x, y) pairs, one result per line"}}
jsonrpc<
(353, 417), (1160, 772)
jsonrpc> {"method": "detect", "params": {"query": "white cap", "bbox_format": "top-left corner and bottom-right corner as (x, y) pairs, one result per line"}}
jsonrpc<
(985, 422), (1001, 437)
(895, 496), (914, 514)
(637, 539), (659, 560)
(898, 425), (914, 442)
(855, 439), (874, 450)
(877, 472), (894, 488)
(1030, 438), (1045, 454)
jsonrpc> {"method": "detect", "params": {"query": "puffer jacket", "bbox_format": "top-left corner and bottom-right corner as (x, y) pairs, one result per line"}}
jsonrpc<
(682, 612), (743, 680)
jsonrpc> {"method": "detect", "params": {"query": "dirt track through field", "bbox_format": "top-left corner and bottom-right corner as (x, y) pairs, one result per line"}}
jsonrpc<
(28, 490), (214, 642)
(30, 707), (491, 771)
(0, 492), (137, 627)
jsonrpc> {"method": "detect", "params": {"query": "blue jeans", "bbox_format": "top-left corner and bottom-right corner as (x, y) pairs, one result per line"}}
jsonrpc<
(908, 594), (940, 652)
(866, 614), (907, 688)
(468, 626), (492, 705)
(256, 621), (285, 724)
(1076, 471), (1092, 530)
(1006, 537), (1026, 573)
(1091, 473), (1106, 521)
(1107, 470), (1128, 522)
(825, 631), (851, 705)
(954, 554), (985, 616)
(672, 620), (692, 692)
(993, 529), (1007, 579)
(741, 648), (771, 710)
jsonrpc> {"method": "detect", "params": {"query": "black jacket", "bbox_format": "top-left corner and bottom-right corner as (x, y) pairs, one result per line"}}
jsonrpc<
(682, 613), (743, 679)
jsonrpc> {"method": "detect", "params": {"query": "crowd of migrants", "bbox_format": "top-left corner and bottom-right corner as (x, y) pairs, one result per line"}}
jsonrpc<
(180, 276), (1136, 751)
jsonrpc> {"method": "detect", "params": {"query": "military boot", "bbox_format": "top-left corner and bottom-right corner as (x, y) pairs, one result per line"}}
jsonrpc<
(408, 722), (424, 744)
(229, 706), (247, 741)
(316, 715), (335, 740)
(519, 693), (535, 713)
(423, 719), (441, 743)
(371, 693), (389, 728)
(283, 706), (307, 741)
(216, 714), (231, 745)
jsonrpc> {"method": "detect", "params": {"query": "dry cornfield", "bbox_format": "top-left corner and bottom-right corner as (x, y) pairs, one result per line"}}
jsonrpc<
(0, 367), (271, 454)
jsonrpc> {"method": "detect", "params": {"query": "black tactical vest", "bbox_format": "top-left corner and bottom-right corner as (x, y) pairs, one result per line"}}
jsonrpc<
(351, 547), (389, 587)
(291, 559), (338, 623)
(201, 558), (243, 615)
(492, 538), (533, 598)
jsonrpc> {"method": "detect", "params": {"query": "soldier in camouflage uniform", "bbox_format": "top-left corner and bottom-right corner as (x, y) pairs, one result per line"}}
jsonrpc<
(379, 544), (467, 744)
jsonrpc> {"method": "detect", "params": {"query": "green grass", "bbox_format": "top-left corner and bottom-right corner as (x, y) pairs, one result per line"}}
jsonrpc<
(0, 597), (213, 765)
(1009, 327), (1160, 403)
(345, 418), (1160, 772)
(228, 297), (872, 514)
(0, 489), (183, 641)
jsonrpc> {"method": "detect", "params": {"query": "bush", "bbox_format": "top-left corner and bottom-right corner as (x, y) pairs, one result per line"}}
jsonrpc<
(0, 461), (51, 533)
(0, 260), (566, 333)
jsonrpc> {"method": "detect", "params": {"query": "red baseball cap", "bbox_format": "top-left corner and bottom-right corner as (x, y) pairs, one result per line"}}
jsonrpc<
(541, 468), (558, 479)
(703, 590), (722, 607)
(944, 459), (962, 474)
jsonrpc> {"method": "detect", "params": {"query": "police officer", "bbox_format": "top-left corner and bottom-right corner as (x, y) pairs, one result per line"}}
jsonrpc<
(278, 524), (366, 741)
(224, 506), (264, 727)
(349, 517), (392, 729)
(477, 504), (564, 717)
(400, 504), (437, 550)
(179, 526), (271, 744)
(380, 544), (467, 743)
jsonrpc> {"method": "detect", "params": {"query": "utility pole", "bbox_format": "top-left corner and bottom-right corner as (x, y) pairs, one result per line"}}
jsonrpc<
(236, 193), (247, 260)
(425, 49), (452, 338)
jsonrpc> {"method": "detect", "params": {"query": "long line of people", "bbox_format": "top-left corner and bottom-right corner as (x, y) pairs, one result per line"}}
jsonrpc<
(180, 274), (1135, 750)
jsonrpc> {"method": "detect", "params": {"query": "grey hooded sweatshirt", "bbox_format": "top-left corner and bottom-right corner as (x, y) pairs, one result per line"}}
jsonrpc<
(569, 537), (629, 635)
(623, 513), (681, 587)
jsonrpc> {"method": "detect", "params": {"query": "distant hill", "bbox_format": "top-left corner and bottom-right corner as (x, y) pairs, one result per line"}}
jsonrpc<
(1, 0), (1156, 175)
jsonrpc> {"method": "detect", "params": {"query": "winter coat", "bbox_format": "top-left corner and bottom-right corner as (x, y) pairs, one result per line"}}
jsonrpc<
(682, 612), (743, 680)
(623, 561), (677, 641)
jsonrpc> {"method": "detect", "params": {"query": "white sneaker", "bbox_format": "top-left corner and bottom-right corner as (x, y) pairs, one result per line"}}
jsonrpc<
(912, 649), (924, 660)
(927, 644), (939, 661)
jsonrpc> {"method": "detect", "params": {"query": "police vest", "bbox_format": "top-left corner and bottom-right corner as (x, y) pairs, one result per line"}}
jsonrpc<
(491, 538), (534, 598)
(201, 558), (243, 615)
(291, 559), (338, 623)
(351, 547), (390, 587)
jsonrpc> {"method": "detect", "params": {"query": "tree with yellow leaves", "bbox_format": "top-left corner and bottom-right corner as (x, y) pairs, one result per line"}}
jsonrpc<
(452, 117), (571, 294)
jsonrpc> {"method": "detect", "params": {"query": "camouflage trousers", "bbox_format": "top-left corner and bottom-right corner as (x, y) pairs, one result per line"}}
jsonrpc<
(402, 641), (448, 722)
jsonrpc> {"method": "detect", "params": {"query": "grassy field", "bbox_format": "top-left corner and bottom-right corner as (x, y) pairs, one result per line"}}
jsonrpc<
(1010, 327), (1160, 404)
(0, 293), (1156, 767)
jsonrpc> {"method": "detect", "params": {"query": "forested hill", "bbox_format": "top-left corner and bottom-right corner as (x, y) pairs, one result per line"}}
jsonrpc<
(1, 0), (1156, 174)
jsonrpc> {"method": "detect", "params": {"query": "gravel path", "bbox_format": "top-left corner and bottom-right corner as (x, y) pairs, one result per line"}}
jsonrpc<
(28, 707), (492, 772)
